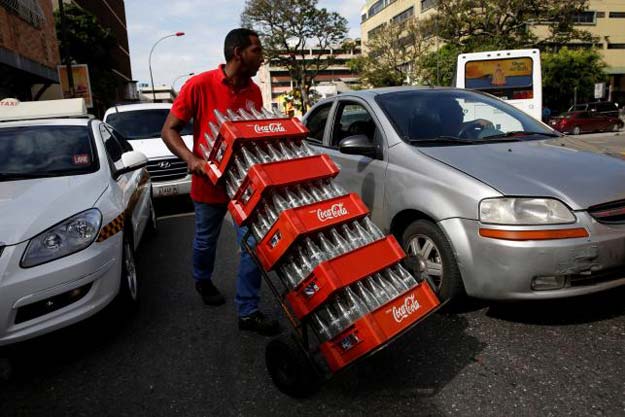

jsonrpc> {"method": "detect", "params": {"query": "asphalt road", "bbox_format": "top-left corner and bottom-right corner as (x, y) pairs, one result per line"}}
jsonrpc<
(1, 131), (625, 416)
(2, 193), (625, 417)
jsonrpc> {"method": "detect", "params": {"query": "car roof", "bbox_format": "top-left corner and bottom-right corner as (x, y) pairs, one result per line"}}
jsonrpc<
(0, 118), (92, 129)
(104, 102), (172, 117)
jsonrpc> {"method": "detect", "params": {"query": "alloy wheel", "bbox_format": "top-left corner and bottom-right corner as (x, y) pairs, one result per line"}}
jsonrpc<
(406, 234), (443, 289)
(123, 241), (138, 300)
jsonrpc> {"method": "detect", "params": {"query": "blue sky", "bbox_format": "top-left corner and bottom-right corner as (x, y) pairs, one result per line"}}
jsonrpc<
(125, 0), (363, 89)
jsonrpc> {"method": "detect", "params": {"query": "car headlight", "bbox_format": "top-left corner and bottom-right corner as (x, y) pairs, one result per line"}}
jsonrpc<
(21, 209), (102, 268)
(479, 198), (576, 225)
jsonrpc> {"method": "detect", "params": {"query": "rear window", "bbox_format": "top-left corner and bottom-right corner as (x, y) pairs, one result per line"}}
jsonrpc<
(464, 57), (534, 100)
(0, 125), (97, 181)
(106, 109), (193, 140)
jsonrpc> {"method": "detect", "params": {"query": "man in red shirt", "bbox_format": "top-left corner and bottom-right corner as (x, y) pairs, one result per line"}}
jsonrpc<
(161, 28), (280, 336)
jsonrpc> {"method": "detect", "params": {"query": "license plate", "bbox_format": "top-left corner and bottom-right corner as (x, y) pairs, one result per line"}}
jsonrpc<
(157, 185), (178, 197)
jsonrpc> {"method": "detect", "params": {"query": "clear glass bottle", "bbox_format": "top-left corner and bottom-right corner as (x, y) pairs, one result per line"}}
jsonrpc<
(250, 142), (271, 163)
(395, 264), (418, 288)
(374, 273), (399, 299)
(344, 286), (368, 320)
(311, 312), (332, 341)
(240, 146), (260, 169)
(238, 108), (254, 120)
(213, 109), (228, 126)
(303, 236), (326, 267)
(353, 220), (373, 245)
(355, 280), (380, 311)
(385, 268), (409, 293)
(209, 121), (220, 140)
(295, 184), (314, 205)
(265, 142), (283, 161)
(329, 227), (351, 255)
(248, 104), (265, 119)
(366, 275), (390, 305)
(362, 217), (384, 240)
(226, 108), (241, 121)
(317, 232), (339, 259)
(278, 141), (296, 159)
(272, 191), (289, 212)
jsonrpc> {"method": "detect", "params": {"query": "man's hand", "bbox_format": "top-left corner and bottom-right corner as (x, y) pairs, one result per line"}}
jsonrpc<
(186, 154), (208, 177)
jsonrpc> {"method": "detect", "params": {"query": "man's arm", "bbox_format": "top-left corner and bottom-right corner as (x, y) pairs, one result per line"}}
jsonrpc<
(161, 113), (206, 176)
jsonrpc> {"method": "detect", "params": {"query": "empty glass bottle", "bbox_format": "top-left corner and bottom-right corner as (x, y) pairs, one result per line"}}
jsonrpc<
(278, 141), (296, 159)
(238, 108), (254, 120)
(362, 217), (384, 240)
(344, 286), (368, 320)
(366, 275), (390, 305)
(226, 108), (241, 121)
(317, 232), (339, 259)
(203, 132), (216, 149)
(233, 155), (248, 179)
(296, 246), (314, 278)
(199, 142), (211, 160)
(299, 140), (318, 156)
(340, 224), (360, 250)
(374, 273), (399, 298)
(329, 227), (351, 255)
(303, 236), (325, 266)
(295, 184), (314, 205)
(271, 191), (289, 212)
(250, 142), (272, 163)
(261, 107), (276, 119)
(208, 121), (220, 140)
(308, 183), (326, 201)
(333, 295), (355, 326)
(355, 280), (380, 311)
(385, 268), (410, 293)
(311, 312), (332, 341)
(247, 104), (265, 120)
(265, 142), (283, 161)
(395, 264), (418, 288)
(240, 146), (260, 169)
(283, 187), (302, 208)
(213, 109), (228, 126)
(352, 220), (373, 245)
(316, 180), (334, 200)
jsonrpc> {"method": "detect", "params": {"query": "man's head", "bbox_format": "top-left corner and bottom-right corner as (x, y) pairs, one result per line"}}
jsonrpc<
(224, 28), (263, 78)
(432, 96), (464, 136)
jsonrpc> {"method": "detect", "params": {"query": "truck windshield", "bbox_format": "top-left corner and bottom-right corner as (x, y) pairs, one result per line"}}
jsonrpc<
(106, 109), (193, 140)
(0, 125), (97, 181)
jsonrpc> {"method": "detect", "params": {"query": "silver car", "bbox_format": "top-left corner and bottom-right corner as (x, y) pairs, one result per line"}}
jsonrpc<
(303, 87), (625, 301)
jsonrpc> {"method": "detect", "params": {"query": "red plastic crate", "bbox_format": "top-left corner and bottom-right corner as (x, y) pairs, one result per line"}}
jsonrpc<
(285, 236), (406, 319)
(205, 117), (308, 184)
(254, 193), (370, 271)
(227, 154), (340, 226)
(319, 282), (440, 372)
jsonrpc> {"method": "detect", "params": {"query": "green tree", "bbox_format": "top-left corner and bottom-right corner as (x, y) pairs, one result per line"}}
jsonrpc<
(241, 0), (348, 110)
(350, 19), (429, 87)
(55, 3), (119, 114)
(542, 47), (607, 113)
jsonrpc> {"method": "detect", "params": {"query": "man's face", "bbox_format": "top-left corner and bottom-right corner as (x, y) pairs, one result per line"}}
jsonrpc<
(240, 35), (264, 77)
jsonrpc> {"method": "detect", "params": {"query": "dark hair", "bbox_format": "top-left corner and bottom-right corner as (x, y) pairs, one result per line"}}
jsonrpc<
(224, 28), (259, 61)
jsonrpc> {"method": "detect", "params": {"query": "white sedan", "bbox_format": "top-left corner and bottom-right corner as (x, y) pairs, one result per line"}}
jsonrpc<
(0, 99), (154, 346)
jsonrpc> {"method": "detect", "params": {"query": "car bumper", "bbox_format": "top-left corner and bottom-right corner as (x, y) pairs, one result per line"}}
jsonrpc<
(152, 175), (191, 198)
(0, 234), (123, 346)
(439, 215), (625, 300)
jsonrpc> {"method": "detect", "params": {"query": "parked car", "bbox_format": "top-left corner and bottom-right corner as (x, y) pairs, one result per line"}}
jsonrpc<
(568, 101), (620, 118)
(0, 98), (154, 346)
(104, 103), (193, 198)
(549, 110), (623, 135)
(302, 87), (625, 302)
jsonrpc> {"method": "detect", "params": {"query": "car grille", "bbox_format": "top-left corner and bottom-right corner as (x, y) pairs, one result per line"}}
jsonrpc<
(146, 158), (188, 183)
(568, 267), (625, 287)
(588, 199), (625, 224)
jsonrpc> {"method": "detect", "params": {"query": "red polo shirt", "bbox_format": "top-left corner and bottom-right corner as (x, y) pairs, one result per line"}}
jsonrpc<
(171, 65), (263, 204)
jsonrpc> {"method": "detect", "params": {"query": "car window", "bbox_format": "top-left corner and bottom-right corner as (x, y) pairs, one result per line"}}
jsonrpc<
(375, 89), (552, 144)
(331, 102), (377, 148)
(578, 112), (589, 119)
(100, 124), (124, 171)
(106, 125), (133, 153)
(105, 109), (193, 139)
(0, 125), (97, 181)
(305, 103), (332, 144)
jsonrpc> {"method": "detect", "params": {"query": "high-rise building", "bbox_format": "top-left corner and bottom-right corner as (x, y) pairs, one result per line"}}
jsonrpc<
(0, 0), (61, 100)
(360, 0), (625, 103)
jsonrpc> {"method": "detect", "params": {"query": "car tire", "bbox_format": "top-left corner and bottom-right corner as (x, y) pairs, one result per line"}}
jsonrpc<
(612, 124), (619, 132)
(572, 126), (581, 135)
(401, 219), (464, 302)
(116, 230), (140, 309)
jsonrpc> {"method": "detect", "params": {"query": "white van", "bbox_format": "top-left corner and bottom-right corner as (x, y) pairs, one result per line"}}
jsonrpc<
(103, 103), (193, 197)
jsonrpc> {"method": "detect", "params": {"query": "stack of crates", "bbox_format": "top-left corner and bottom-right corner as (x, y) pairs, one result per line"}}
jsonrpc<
(201, 106), (440, 372)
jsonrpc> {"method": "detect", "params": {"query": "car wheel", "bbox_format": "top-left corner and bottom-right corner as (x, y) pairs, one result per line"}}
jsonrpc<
(612, 124), (619, 132)
(117, 231), (140, 308)
(572, 126), (581, 135)
(401, 219), (464, 302)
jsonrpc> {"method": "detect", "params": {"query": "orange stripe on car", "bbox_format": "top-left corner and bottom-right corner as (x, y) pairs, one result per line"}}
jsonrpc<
(479, 228), (589, 241)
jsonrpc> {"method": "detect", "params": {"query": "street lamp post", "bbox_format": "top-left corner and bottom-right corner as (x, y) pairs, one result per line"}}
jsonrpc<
(172, 72), (195, 92)
(148, 32), (185, 102)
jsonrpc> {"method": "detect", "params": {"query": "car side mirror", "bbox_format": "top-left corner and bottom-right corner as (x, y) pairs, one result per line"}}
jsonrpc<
(115, 150), (148, 178)
(339, 135), (377, 157)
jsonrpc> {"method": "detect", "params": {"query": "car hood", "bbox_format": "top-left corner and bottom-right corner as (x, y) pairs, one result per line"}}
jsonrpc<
(128, 135), (193, 159)
(0, 174), (105, 245)
(418, 138), (625, 210)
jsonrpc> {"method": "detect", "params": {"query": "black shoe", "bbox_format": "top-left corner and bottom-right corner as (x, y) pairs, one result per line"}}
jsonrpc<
(238, 311), (282, 336)
(195, 281), (225, 306)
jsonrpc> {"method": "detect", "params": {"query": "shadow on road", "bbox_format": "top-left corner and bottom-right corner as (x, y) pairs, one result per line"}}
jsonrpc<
(485, 286), (625, 325)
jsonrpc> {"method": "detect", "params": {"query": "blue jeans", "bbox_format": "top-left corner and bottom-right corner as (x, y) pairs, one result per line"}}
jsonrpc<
(192, 201), (261, 317)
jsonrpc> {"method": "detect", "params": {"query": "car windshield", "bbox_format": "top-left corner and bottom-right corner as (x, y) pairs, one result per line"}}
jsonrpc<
(0, 125), (97, 181)
(106, 109), (193, 140)
(375, 89), (557, 145)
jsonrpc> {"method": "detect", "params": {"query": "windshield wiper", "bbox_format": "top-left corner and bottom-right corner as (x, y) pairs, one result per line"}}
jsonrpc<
(406, 136), (478, 145)
(481, 131), (560, 140)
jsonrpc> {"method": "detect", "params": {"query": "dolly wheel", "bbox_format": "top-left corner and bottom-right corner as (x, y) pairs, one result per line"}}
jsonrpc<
(265, 335), (321, 398)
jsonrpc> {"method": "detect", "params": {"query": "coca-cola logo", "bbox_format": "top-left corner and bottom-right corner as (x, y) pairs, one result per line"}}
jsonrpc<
(312, 203), (348, 223)
(253, 122), (286, 133)
(391, 294), (420, 323)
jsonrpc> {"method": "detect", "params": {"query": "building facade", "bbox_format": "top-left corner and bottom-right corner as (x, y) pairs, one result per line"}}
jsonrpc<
(257, 40), (362, 112)
(360, 0), (625, 103)
(0, 0), (61, 100)
(59, 0), (136, 103)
